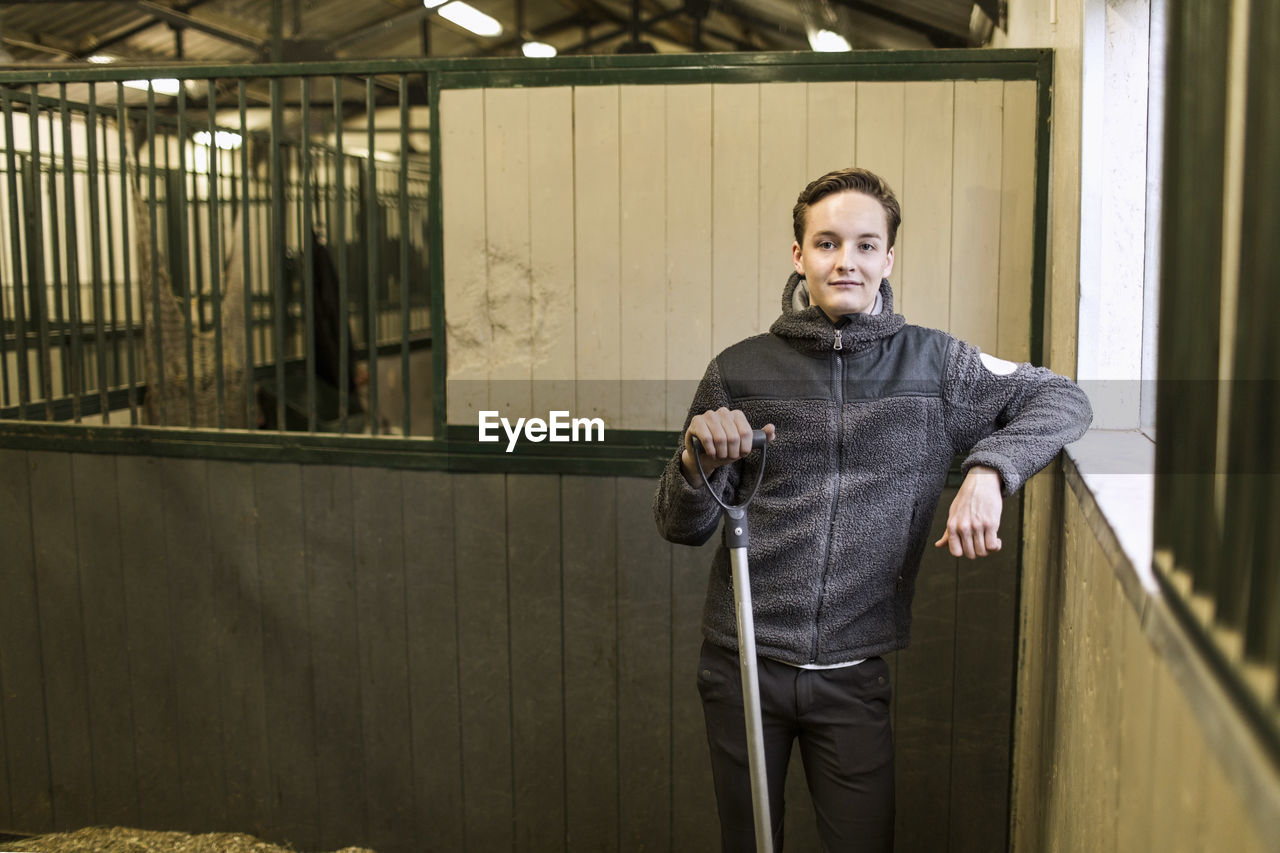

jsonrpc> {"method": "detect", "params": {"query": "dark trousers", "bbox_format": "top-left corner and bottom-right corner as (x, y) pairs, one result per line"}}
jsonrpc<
(697, 640), (895, 853)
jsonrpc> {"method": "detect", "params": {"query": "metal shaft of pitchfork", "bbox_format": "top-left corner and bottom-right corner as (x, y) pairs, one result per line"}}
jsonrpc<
(692, 429), (773, 853)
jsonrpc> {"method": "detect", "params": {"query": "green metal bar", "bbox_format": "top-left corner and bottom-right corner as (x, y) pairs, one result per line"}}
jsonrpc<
(428, 70), (446, 439)
(59, 85), (83, 422)
(239, 81), (254, 429)
(399, 73), (411, 436)
(39, 107), (63, 420)
(271, 77), (286, 431)
(0, 49), (1053, 86)
(1153, 0), (1228, 596)
(176, 83), (196, 426)
(101, 107), (121, 402)
(0, 179), (8, 409)
(435, 63), (1044, 90)
(2, 90), (31, 418)
(1029, 52), (1053, 367)
(365, 75), (379, 435)
(147, 84), (166, 425)
(302, 76), (316, 433)
(191, 152), (206, 322)
(207, 78), (225, 429)
(29, 105), (54, 421)
(0, 155), (9, 409)
(86, 82), (110, 424)
(335, 75), (349, 434)
(1238, 0), (1280, 676)
(116, 83), (138, 424)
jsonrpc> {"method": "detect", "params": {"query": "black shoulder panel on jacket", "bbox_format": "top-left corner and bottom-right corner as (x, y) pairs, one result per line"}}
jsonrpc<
(843, 325), (950, 401)
(717, 334), (830, 401)
(714, 326), (951, 403)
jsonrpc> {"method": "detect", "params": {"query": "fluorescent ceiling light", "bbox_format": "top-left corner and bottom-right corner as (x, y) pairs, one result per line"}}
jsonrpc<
(521, 41), (557, 58)
(437, 1), (503, 37)
(87, 55), (115, 64)
(194, 130), (243, 150)
(422, 0), (449, 7)
(809, 29), (851, 52)
(124, 78), (182, 95)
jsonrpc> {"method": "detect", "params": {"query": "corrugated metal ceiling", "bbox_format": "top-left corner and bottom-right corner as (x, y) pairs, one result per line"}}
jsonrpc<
(0, 0), (1003, 65)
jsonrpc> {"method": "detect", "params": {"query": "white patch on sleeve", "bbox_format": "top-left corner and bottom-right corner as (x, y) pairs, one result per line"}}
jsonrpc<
(979, 352), (1019, 376)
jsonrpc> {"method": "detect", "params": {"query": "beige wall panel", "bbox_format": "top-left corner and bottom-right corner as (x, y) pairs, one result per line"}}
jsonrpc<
(1009, 470), (1056, 853)
(757, 83), (808, 332)
(1049, 499), (1087, 851)
(900, 82), (953, 330)
(441, 79), (1036, 428)
(1145, 640), (1192, 853)
(1116, 577), (1156, 853)
(949, 80), (1003, 355)
(1169, 664), (1211, 853)
(664, 84), (713, 431)
(805, 82), (857, 180)
(573, 86), (621, 426)
(712, 83), (761, 352)
(527, 87), (576, 421)
(999, 81), (1037, 363)
(440, 88), (488, 425)
(855, 83), (906, 312)
(1090, 537), (1124, 851)
(854, 83), (906, 186)
(1200, 728), (1269, 853)
(620, 85), (667, 430)
(483, 88), (532, 420)
(1037, 492), (1276, 853)
(854, 82), (906, 198)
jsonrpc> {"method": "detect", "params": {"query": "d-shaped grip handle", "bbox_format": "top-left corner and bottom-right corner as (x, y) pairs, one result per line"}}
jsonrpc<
(689, 428), (770, 549)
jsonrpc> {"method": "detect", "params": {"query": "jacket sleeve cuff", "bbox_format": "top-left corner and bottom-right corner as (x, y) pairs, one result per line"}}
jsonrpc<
(961, 452), (1023, 497)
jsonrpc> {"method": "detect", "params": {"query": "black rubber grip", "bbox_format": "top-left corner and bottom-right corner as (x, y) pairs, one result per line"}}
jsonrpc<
(690, 429), (768, 456)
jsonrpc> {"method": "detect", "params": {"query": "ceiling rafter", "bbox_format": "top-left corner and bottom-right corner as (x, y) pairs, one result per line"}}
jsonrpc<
(71, 0), (217, 58)
(557, 0), (767, 54)
(132, 0), (261, 51)
(827, 0), (969, 47)
(0, 0), (991, 65)
(327, 5), (435, 54)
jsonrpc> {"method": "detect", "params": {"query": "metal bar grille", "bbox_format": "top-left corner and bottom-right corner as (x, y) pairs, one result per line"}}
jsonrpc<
(1153, 0), (1280, 753)
(0, 69), (431, 434)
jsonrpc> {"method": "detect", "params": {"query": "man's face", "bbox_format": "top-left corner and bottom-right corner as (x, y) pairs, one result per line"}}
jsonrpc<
(792, 190), (895, 321)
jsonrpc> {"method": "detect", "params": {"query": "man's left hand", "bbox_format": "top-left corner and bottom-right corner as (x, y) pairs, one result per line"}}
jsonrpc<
(935, 465), (1004, 559)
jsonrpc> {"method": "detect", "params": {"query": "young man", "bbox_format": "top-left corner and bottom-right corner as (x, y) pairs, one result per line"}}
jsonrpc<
(653, 168), (1092, 852)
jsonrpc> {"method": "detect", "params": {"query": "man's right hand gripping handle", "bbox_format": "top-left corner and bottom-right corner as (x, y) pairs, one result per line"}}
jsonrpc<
(680, 407), (776, 487)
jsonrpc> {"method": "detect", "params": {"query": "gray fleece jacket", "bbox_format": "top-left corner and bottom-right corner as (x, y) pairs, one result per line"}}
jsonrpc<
(653, 273), (1092, 666)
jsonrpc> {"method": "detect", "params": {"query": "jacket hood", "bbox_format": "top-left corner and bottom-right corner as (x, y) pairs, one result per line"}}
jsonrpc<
(772, 272), (907, 353)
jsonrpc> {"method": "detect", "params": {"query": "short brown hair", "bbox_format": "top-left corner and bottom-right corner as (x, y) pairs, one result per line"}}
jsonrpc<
(792, 167), (902, 248)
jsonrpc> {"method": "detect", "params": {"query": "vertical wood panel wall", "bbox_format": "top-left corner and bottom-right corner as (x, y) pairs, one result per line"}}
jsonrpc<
(1010, 468), (1272, 853)
(442, 80), (1038, 431)
(0, 446), (1021, 852)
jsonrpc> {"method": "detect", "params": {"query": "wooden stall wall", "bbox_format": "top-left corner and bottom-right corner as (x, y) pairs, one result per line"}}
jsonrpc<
(1010, 465), (1272, 853)
(0, 446), (1021, 852)
(440, 79), (1038, 432)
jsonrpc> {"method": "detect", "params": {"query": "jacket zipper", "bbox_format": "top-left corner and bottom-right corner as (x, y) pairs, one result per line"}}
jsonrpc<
(811, 327), (844, 662)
